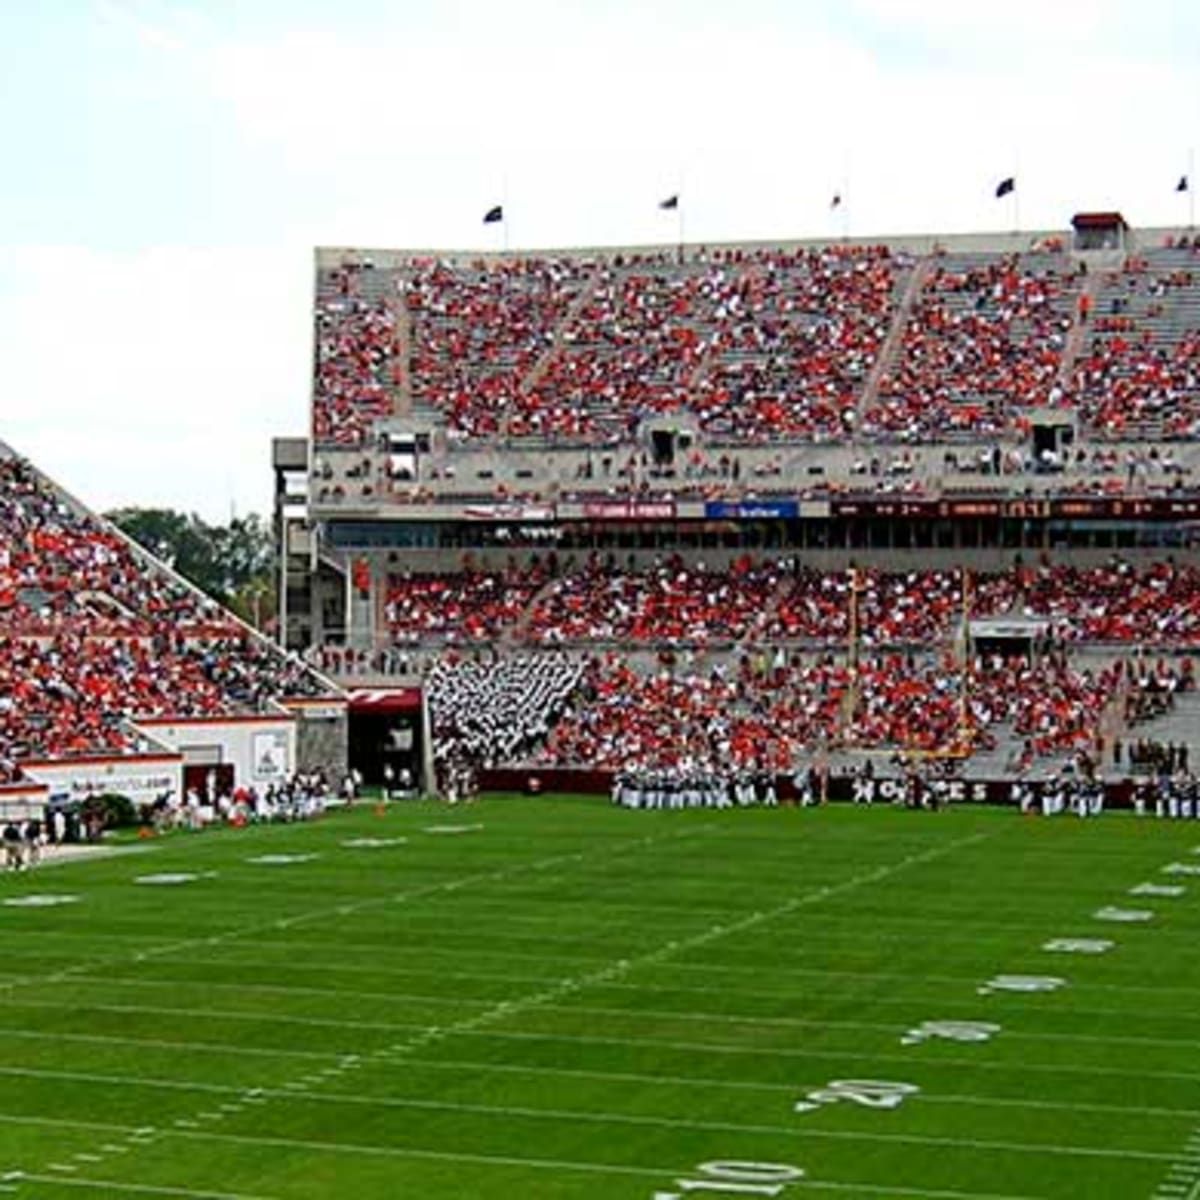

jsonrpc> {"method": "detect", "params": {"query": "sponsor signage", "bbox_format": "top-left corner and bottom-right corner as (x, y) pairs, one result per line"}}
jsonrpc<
(462, 503), (555, 521)
(579, 500), (677, 520)
(704, 500), (799, 520)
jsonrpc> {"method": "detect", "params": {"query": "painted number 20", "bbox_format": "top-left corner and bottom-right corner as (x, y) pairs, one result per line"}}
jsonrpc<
(794, 1078), (919, 1113)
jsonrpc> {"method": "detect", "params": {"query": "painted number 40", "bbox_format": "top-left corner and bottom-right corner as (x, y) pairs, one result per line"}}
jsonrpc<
(794, 1078), (919, 1114)
(654, 1161), (805, 1198)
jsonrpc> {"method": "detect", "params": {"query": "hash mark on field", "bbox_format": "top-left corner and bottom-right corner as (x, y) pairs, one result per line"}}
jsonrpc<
(1152, 1122), (1200, 1199)
(6, 831), (717, 1194)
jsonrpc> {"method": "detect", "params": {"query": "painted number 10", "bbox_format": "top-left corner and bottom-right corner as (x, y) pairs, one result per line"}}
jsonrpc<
(654, 1160), (805, 1198)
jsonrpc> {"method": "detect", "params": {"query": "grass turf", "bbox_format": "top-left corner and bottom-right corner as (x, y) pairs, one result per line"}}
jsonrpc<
(0, 797), (1197, 1199)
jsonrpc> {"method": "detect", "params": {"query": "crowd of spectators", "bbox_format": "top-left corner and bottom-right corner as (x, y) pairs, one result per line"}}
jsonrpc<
(406, 257), (590, 439)
(865, 253), (1073, 438)
(0, 454), (332, 766)
(314, 240), (1200, 450)
(384, 561), (549, 641)
(525, 554), (779, 643)
(1065, 252), (1200, 436)
(427, 652), (584, 768)
(313, 265), (398, 446)
(393, 245), (907, 442)
(418, 633), (1196, 779)
(364, 556), (1200, 648)
(691, 244), (902, 439)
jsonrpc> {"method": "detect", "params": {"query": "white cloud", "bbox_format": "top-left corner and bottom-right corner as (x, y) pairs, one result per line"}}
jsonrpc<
(0, 244), (311, 522)
(94, 0), (187, 53)
(5, 1), (1200, 525)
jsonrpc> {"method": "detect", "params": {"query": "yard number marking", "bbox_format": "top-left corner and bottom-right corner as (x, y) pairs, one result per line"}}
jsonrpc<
(1130, 883), (1185, 898)
(653, 1160), (804, 1198)
(978, 974), (1065, 995)
(794, 1078), (918, 1114)
(1043, 938), (1113, 954)
(1094, 906), (1153, 922)
(901, 1020), (1000, 1046)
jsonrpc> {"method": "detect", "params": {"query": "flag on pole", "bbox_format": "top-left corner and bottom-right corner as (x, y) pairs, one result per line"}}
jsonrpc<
(1177, 175), (1190, 193)
(659, 194), (679, 210)
(995, 177), (1015, 199)
(483, 205), (503, 224)
(831, 193), (842, 209)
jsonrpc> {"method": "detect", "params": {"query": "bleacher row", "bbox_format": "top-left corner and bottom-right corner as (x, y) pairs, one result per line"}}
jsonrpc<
(314, 240), (1200, 448)
(381, 557), (1200, 646)
(0, 453), (333, 778)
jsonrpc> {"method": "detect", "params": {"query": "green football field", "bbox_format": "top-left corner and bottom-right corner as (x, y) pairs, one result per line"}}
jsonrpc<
(0, 797), (1199, 1200)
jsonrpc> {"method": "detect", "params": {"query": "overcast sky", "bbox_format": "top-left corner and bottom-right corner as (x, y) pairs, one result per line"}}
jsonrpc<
(1, 0), (1197, 522)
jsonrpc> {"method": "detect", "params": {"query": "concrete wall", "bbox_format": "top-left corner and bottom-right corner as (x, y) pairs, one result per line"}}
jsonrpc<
(25, 754), (183, 808)
(137, 716), (297, 791)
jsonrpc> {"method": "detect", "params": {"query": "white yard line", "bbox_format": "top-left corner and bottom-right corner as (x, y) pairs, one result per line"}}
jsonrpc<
(793, 1182), (1045, 1200)
(1, 1055), (1197, 1127)
(0, 1028), (335, 1062)
(57, 974), (501, 1009)
(13, 1175), (277, 1199)
(1151, 1127), (1200, 1199)
(425, 1025), (1200, 1084)
(0, 825), (708, 1000)
(0, 1107), (1173, 1167)
(529, 1000), (1200, 1050)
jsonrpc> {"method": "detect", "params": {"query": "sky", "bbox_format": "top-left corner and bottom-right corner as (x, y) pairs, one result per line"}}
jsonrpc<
(0, 0), (1197, 522)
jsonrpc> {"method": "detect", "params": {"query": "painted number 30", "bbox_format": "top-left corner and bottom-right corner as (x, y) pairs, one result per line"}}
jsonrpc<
(901, 1019), (1000, 1046)
(794, 1078), (919, 1113)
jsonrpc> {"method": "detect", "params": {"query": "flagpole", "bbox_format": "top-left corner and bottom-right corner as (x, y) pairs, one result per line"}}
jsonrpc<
(1011, 150), (1021, 241)
(1190, 148), (1195, 233)
(677, 169), (685, 264)
(502, 173), (510, 255)
(841, 152), (851, 243)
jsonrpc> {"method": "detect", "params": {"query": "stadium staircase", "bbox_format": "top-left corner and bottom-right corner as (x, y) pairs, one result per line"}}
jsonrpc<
(856, 255), (932, 420)
(1122, 690), (1200, 771)
(518, 267), (605, 397)
(1055, 268), (1104, 391)
(508, 573), (562, 643)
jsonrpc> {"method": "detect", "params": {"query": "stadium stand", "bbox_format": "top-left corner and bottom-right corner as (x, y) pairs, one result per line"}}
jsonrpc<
(290, 225), (1200, 793)
(0, 449), (335, 769)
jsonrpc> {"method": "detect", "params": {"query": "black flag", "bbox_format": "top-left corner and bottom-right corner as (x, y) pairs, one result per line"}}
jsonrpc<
(1177, 175), (1190, 193)
(995, 177), (1015, 199)
(659, 195), (679, 210)
(483, 205), (503, 224)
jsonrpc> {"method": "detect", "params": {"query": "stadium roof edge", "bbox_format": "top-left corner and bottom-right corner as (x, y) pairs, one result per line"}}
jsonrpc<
(314, 224), (1192, 267)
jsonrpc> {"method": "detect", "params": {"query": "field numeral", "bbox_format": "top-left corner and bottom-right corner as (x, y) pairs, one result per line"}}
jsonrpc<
(1043, 938), (1113, 954)
(794, 1078), (918, 1113)
(978, 974), (1065, 995)
(901, 1020), (1000, 1046)
(1094, 906), (1153, 923)
(654, 1160), (804, 1198)
(1130, 883), (1185, 898)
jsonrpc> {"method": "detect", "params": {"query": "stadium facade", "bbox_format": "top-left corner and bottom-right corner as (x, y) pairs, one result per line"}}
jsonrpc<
(277, 214), (1198, 799)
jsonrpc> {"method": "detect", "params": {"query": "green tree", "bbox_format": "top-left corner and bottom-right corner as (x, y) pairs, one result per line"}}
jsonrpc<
(107, 507), (276, 628)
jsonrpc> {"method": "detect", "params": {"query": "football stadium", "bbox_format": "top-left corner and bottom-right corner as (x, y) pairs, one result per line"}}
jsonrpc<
(2, 208), (1200, 1199)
